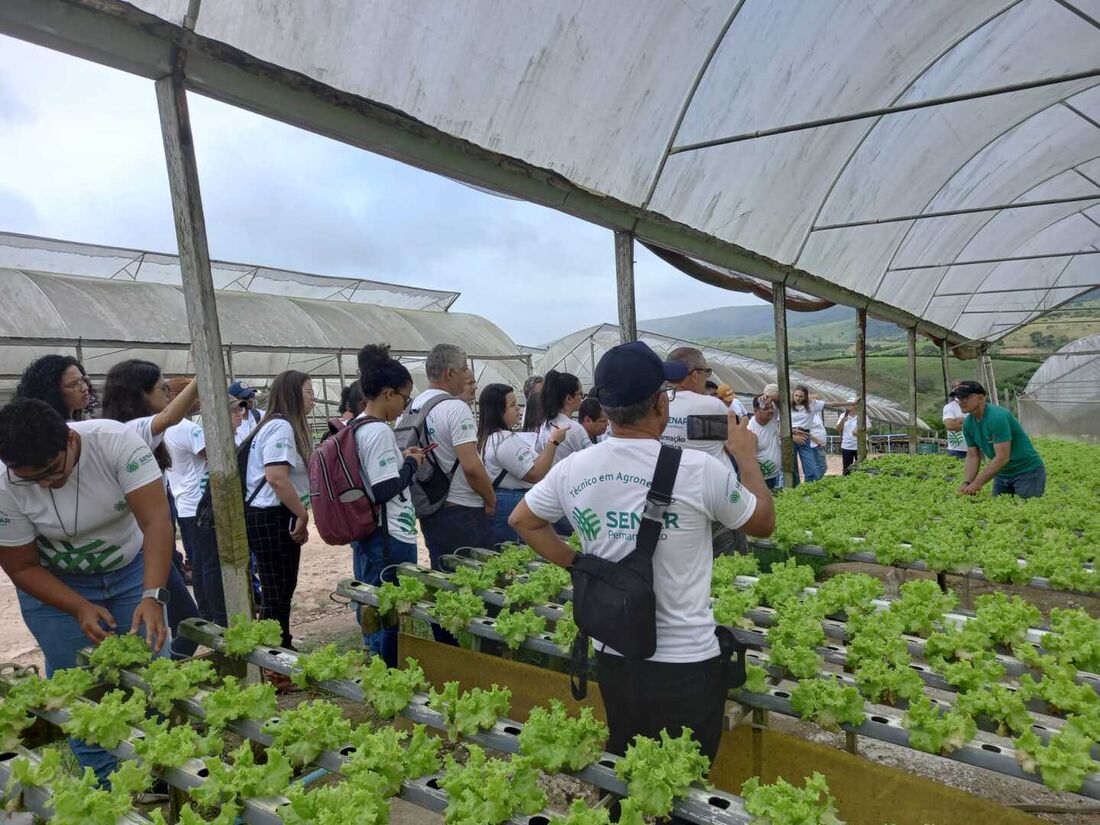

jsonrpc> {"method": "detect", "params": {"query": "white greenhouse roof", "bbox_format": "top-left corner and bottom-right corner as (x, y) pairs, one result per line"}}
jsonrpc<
(0, 232), (460, 312)
(3, 0), (1097, 353)
(536, 324), (931, 430)
(1018, 333), (1100, 441)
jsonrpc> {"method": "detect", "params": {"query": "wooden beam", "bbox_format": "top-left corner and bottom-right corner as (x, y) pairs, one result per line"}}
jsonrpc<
(155, 73), (253, 624)
(856, 309), (868, 462)
(940, 340), (951, 398)
(615, 231), (637, 343)
(773, 284), (795, 488)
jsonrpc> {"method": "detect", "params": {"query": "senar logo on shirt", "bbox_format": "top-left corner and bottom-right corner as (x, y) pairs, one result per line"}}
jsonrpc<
(572, 507), (602, 541)
(729, 486), (742, 503)
(113, 500), (128, 513)
(397, 508), (418, 535)
(378, 451), (398, 469)
(124, 447), (154, 473)
(275, 439), (291, 450)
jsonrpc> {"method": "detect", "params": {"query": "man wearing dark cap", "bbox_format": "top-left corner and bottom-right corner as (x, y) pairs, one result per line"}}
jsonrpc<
(509, 341), (774, 767)
(228, 381), (263, 443)
(955, 380), (1045, 498)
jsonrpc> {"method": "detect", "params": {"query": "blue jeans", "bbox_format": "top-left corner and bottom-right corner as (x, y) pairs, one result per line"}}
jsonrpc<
(794, 441), (824, 482)
(487, 488), (525, 547)
(178, 516), (227, 628)
(16, 553), (168, 785)
(351, 532), (418, 667)
(813, 446), (827, 477)
(947, 450), (968, 459)
(993, 464), (1046, 499)
(420, 504), (488, 645)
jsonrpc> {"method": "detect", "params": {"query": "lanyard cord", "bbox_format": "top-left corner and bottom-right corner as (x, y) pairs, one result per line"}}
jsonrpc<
(48, 460), (80, 538)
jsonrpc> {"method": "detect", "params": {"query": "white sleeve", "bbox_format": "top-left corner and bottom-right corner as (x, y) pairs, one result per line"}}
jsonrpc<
(357, 425), (400, 484)
(523, 460), (568, 524)
(447, 402), (478, 447)
(112, 427), (165, 494)
(125, 416), (160, 450)
(567, 421), (590, 452)
(188, 424), (206, 455)
(811, 399), (826, 414)
(259, 420), (299, 467)
(942, 404), (955, 422)
(496, 434), (536, 479)
(0, 487), (36, 547)
(701, 456), (757, 531)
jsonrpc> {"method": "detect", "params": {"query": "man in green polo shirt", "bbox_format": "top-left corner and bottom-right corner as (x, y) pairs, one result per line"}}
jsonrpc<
(956, 380), (1045, 499)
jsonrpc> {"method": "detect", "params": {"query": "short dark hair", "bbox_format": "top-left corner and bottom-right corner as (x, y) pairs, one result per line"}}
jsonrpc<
(578, 396), (603, 424)
(705, 380), (719, 392)
(603, 391), (660, 428)
(0, 399), (70, 469)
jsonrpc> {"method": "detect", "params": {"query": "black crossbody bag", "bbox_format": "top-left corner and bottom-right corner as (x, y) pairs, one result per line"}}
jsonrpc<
(568, 445), (680, 699)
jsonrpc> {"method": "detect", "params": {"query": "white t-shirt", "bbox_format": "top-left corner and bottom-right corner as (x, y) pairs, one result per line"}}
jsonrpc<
(482, 431), (537, 491)
(790, 399), (825, 431)
(661, 390), (731, 462)
(124, 416), (164, 451)
(244, 419), (310, 509)
(164, 420), (207, 518)
(747, 415), (781, 479)
(535, 413), (590, 465)
(414, 389), (482, 508)
(524, 438), (757, 663)
(235, 407), (264, 444)
(354, 419), (417, 544)
(0, 420), (162, 573)
(729, 397), (748, 418)
(839, 414), (872, 451)
(943, 400), (965, 451)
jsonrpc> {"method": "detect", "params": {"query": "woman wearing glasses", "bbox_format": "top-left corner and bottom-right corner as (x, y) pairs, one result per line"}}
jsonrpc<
(240, 370), (316, 650)
(0, 398), (174, 783)
(533, 370), (590, 464)
(100, 360), (203, 655)
(349, 344), (425, 665)
(15, 354), (94, 420)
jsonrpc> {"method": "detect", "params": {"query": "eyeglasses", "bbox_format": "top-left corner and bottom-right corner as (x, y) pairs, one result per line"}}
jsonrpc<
(395, 389), (412, 409)
(61, 377), (89, 391)
(6, 449), (69, 486)
(663, 385), (678, 402)
(691, 368), (713, 377)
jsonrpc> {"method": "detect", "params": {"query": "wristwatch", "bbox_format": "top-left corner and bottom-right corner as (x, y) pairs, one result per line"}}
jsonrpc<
(142, 587), (171, 605)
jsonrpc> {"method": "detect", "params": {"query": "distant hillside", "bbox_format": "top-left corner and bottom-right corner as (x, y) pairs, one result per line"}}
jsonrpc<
(640, 304), (898, 341)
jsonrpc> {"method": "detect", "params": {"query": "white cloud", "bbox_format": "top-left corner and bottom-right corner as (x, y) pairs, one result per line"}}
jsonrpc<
(0, 34), (764, 346)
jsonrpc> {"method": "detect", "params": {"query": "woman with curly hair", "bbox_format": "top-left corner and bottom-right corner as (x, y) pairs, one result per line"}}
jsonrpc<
(16, 355), (94, 421)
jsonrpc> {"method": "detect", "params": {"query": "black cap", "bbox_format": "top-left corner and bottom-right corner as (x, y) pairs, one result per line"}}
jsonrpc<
(228, 381), (257, 400)
(950, 380), (986, 399)
(592, 342), (688, 407)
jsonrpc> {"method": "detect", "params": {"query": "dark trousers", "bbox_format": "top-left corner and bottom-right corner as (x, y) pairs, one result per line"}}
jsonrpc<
(178, 516), (227, 627)
(841, 448), (858, 475)
(420, 504), (488, 645)
(245, 504), (302, 649)
(596, 651), (726, 762)
(166, 563), (200, 659)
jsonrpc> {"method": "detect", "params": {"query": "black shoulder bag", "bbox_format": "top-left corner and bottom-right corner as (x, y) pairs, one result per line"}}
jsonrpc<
(568, 444), (681, 700)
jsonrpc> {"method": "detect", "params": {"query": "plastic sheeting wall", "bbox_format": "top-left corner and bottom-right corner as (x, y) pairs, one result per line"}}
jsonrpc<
(1018, 334), (1100, 443)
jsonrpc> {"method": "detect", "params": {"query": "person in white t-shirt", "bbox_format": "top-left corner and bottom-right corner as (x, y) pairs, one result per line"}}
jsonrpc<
(716, 383), (748, 418)
(100, 360), (203, 653)
(230, 381), (265, 443)
(790, 385), (847, 482)
(510, 340), (774, 765)
(662, 346), (748, 555)
(477, 383), (566, 546)
(836, 399), (872, 475)
(533, 370), (591, 463)
(747, 395), (782, 489)
(943, 380), (967, 458)
(0, 399), (174, 783)
(351, 345), (426, 666)
(578, 396), (608, 444)
(409, 345), (497, 609)
(241, 370), (315, 649)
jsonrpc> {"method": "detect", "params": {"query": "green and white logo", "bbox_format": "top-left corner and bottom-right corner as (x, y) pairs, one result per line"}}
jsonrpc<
(0, 516), (11, 527)
(378, 451), (398, 469)
(113, 500), (128, 513)
(275, 440), (291, 450)
(729, 487), (742, 503)
(759, 460), (777, 477)
(572, 507), (601, 541)
(38, 537), (124, 573)
(397, 509), (418, 535)
(124, 447), (154, 473)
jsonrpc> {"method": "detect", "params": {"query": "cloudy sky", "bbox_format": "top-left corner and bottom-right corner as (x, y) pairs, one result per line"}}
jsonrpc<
(0, 35), (763, 346)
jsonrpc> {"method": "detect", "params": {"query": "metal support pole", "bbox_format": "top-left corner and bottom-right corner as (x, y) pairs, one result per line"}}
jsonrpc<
(773, 284), (794, 488)
(614, 231), (637, 343)
(156, 73), (253, 625)
(590, 339), (597, 382)
(75, 338), (84, 365)
(984, 354), (1000, 405)
(321, 377), (329, 418)
(336, 348), (346, 388)
(224, 344), (235, 383)
(940, 340), (951, 398)
(907, 328), (918, 456)
(856, 309), (868, 462)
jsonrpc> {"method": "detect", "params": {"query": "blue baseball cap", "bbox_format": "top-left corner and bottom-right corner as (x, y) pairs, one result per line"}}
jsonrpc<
(592, 341), (688, 407)
(228, 381), (257, 400)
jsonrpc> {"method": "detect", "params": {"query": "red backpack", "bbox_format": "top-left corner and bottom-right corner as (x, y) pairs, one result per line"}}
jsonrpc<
(308, 416), (380, 545)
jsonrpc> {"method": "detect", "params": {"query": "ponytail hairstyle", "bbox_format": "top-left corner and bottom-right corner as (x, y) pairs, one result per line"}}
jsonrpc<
(539, 370), (580, 427)
(244, 370), (314, 461)
(101, 359), (171, 471)
(477, 383), (513, 454)
(357, 344), (412, 399)
(522, 383), (543, 433)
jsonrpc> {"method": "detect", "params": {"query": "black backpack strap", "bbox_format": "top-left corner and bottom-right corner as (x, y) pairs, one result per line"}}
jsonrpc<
(715, 624), (749, 689)
(570, 632), (590, 700)
(491, 468), (508, 490)
(635, 445), (682, 561)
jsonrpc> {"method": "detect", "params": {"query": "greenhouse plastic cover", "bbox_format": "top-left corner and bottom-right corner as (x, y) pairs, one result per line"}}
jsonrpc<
(1018, 334), (1100, 442)
(2, 0), (1097, 349)
(537, 324), (931, 430)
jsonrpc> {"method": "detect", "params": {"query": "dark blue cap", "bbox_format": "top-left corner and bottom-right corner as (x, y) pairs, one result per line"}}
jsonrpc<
(592, 341), (688, 407)
(228, 381), (257, 399)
